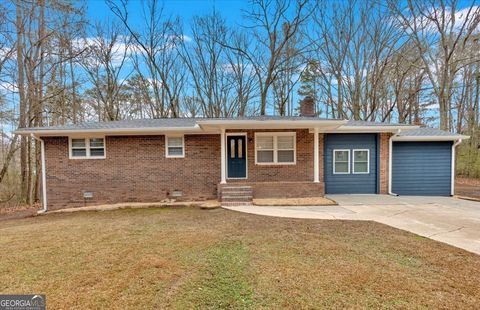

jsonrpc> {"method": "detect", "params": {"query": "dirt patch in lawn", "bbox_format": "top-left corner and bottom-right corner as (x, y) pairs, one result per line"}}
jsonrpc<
(0, 204), (40, 221)
(49, 200), (221, 213)
(456, 177), (480, 200)
(0, 208), (479, 309)
(254, 196), (336, 206)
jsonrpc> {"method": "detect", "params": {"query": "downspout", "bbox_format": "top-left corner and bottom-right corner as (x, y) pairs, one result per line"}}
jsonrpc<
(451, 139), (462, 196)
(388, 129), (401, 196)
(31, 134), (47, 213)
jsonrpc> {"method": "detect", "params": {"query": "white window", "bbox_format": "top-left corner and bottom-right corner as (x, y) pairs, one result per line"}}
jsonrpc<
(69, 137), (105, 159)
(333, 149), (350, 174)
(353, 149), (369, 174)
(166, 135), (185, 158)
(255, 132), (296, 164)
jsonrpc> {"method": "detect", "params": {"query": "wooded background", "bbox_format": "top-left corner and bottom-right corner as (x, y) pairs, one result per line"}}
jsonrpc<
(0, 0), (479, 205)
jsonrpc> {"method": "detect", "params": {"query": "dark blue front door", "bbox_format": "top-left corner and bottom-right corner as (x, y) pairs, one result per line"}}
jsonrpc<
(227, 135), (246, 178)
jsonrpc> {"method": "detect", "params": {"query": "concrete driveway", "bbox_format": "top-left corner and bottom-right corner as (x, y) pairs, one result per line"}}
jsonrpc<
(223, 195), (480, 255)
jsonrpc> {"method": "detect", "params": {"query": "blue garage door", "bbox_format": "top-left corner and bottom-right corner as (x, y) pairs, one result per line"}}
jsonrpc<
(392, 142), (452, 196)
(325, 134), (378, 194)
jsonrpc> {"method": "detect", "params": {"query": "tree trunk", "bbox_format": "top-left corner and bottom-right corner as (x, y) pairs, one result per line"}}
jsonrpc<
(16, 0), (28, 203)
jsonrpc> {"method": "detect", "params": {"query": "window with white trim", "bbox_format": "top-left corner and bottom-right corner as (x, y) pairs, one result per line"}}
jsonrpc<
(353, 149), (369, 174)
(333, 149), (350, 174)
(166, 135), (185, 158)
(70, 138), (105, 159)
(255, 132), (295, 164)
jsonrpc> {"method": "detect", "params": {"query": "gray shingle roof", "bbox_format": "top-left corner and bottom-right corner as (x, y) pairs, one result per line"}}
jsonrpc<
(345, 120), (418, 127)
(20, 116), (340, 131)
(397, 127), (464, 137)
(27, 118), (198, 131)
(19, 116), (423, 132)
(18, 117), (466, 140)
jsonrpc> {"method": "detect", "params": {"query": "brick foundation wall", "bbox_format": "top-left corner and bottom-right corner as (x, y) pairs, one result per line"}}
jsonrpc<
(379, 133), (391, 194)
(218, 182), (324, 199)
(43, 135), (220, 210)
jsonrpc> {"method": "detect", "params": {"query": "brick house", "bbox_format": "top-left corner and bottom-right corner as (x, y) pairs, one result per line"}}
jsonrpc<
(16, 98), (468, 211)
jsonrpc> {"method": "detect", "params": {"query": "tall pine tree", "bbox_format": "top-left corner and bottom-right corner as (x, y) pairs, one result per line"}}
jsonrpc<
(297, 60), (321, 116)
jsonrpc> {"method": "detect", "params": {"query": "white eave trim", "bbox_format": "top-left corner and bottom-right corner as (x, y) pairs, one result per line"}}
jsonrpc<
(330, 125), (420, 133)
(392, 135), (470, 141)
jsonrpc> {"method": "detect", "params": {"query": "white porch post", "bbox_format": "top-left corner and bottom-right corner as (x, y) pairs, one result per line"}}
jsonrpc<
(220, 128), (227, 184)
(313, 128), (319, 183)
(31, 134), (47, 213)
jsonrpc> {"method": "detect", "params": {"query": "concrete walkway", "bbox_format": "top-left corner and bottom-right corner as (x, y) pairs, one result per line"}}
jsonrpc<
(223, 195), (480, 255)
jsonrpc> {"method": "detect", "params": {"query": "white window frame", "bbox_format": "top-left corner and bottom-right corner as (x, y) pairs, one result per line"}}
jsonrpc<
(254, 132), (296, 165)
(69, 137), (106, 159)
(353, 149), (370, 174)
(165, 135), (185, 158)
(333, 149), (350, 174)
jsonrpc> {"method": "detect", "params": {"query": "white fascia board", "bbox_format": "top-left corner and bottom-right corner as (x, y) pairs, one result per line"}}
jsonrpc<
(392, 135), (470, 141)
(332, 125), (420, 132)
(15, 125), (206, 136)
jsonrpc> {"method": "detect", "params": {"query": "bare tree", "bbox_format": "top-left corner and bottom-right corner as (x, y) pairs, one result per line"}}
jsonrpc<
(390, 0), (480, 130)
(221, 0), (311, 115)
(179, 12), (236, 117)
(81, 21), (132, 121)
(223, 32), (259, 116)
(307, 0), (405, 120)
(107, 0), (186, 117)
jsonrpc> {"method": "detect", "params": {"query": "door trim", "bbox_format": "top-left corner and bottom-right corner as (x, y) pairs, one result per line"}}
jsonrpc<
(226, 132), (248, 180)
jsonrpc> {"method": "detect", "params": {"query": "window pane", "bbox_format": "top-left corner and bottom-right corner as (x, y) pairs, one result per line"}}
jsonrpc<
(230, 139), (235, 158)
(90, 148), (105, 157)
(72, 149), (87, 157)
(257, 150), (274, 163)
(168, 147), (183, 156)
(168, 137), (183, 147)
(89, 138), (104, 148)
(335, 162), (349, 173)
(256, 136), (273, 149)
(354, 151), (368, 162)
(72, 139), (86, 148)
(335, 151), (349, 162)
(238, 139), (243, 158)
(277, 136), (294, 149)
(355, 162), (368, 173)
(278, 150), (294, 163)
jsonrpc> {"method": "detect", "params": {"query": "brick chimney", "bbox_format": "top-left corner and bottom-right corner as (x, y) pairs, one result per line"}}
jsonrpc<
(299, 96), (315, 117)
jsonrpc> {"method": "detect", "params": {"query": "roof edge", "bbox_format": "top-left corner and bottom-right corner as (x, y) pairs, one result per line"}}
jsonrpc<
(196, 119), (348, 125)
(392, 135), (470, 141)
(15, 126), (203, 136)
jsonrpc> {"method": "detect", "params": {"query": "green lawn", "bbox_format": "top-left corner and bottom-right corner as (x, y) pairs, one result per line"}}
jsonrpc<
(0, 207), (479, 309)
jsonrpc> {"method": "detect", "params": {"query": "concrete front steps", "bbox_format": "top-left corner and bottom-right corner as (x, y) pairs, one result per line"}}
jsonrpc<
(220, 185), (253, 206)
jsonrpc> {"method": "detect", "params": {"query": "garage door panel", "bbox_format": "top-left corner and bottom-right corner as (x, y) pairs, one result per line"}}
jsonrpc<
(392, 141), (452, 196)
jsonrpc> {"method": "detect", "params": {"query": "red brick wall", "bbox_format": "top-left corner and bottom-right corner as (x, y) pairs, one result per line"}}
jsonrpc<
(379, 133), (391, 194)
(42, 130), (333, 209)
(43, 135), (220, 210)
(226, 129), (322, 182)
(218, 182), (324, 199)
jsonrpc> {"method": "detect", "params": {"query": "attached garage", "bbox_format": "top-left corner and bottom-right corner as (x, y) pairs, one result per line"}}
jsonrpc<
(324, 133), (378, 194)
(391, 141), (452, 196)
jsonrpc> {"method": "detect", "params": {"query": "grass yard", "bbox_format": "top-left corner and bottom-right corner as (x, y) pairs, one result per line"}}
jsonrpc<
(0, 207), (479, 309)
